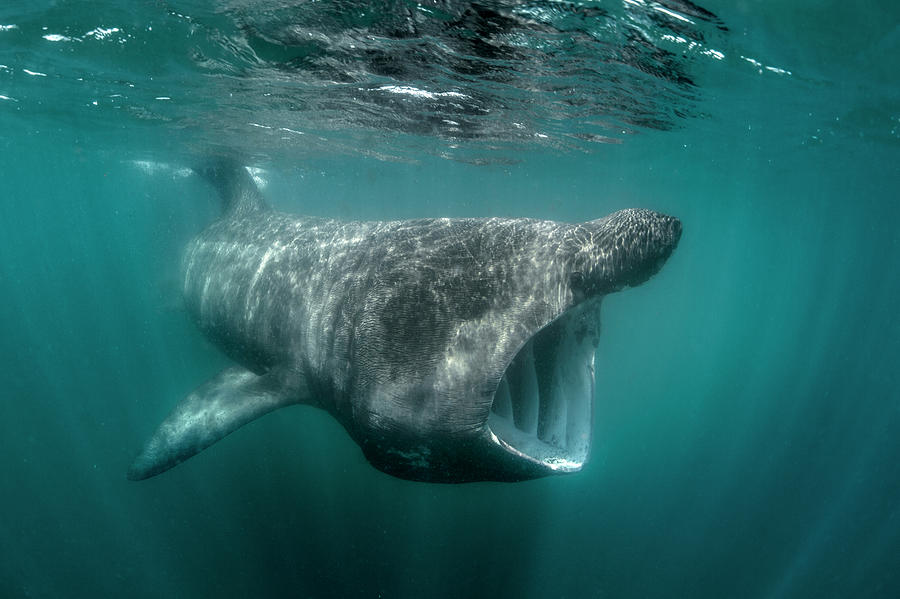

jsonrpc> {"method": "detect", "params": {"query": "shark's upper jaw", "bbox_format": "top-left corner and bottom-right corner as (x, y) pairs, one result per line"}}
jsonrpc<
(485, 298), (601, 474)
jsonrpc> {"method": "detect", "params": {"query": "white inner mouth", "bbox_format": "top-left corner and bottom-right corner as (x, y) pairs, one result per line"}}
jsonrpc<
(487, 301), (600, 472)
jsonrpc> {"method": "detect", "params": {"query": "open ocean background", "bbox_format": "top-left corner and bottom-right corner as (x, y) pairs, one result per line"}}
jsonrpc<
(1, 1), (898, 597)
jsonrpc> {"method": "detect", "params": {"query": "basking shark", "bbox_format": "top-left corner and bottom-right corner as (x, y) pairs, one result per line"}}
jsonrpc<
(128, 160), (681, 482)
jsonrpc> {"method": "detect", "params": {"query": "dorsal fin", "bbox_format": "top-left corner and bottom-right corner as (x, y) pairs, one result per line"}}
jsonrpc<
(194, 156), (268, 218)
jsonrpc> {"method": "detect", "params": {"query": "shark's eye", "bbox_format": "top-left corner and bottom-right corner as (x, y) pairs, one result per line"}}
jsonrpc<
(569, 271), (585, 288)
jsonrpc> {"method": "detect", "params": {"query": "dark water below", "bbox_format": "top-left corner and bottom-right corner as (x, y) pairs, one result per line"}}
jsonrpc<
(1, 1), (898, 598)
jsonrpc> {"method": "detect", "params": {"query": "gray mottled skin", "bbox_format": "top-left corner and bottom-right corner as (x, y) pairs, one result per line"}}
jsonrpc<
(128, 160), (681, 482)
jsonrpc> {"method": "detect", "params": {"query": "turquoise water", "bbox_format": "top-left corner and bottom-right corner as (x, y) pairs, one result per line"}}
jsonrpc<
(2, 1), (898, 597)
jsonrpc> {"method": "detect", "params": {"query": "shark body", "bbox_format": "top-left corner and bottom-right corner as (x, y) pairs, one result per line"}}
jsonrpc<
(128, 161), (681, 482)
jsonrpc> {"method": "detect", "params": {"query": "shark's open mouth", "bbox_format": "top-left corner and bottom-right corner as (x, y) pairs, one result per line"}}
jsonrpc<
(487, 300), (601, 473)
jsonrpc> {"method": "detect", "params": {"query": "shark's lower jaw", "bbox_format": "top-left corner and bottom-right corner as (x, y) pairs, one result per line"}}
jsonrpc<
(486, 300), (600, 474)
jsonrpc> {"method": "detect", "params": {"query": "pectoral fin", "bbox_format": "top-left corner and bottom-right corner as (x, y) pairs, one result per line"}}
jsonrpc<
(128, 366), (306, 480)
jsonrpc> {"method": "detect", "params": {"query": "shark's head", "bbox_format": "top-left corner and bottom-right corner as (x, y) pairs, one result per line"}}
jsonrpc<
(350, 208), (682, 482)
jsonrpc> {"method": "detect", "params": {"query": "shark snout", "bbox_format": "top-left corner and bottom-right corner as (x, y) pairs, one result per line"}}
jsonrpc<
(636, 210), (682, 264)
(646, 210), (682, 250)
(573, 208), (682, 295)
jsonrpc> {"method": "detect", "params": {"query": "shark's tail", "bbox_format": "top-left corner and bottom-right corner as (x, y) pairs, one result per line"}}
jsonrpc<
(193, 156), (268, 218)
